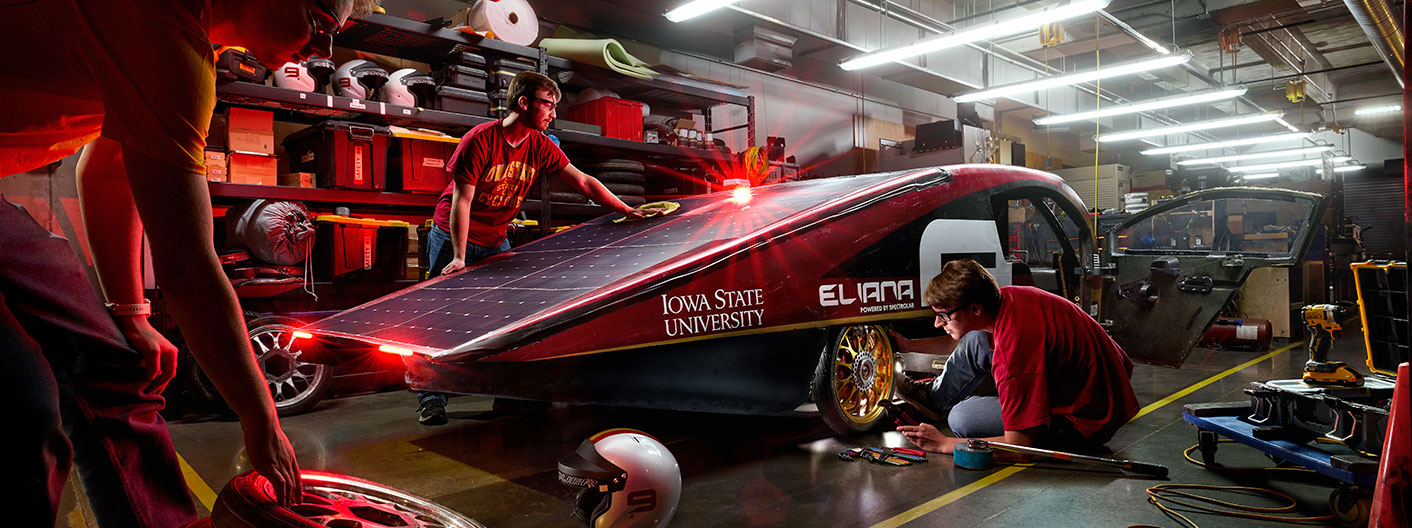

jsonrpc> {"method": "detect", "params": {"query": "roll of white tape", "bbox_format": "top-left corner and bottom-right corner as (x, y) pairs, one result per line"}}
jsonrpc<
(468, 0), (539, 47)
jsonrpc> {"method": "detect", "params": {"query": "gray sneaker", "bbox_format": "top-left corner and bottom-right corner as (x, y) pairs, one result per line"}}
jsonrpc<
(418, 403), (448, 426)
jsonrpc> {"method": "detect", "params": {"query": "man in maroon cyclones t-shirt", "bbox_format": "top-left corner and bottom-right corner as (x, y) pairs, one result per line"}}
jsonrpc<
(415, 72), (644, 425)
(896, 259), (1139, 454)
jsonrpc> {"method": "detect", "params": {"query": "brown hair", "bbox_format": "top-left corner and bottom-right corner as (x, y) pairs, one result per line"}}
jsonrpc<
(505, 71), (561, 114)
(923, 259), (1002, 314)
(340, 0), (382, 18)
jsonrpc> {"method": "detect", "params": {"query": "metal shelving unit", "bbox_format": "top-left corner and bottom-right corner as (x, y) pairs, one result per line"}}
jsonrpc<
(213, 13), (755, 228)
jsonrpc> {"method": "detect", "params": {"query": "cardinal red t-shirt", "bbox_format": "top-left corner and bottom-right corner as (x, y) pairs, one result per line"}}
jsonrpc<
(432, 120), (568, 247)
(991, 286), (1139, 444)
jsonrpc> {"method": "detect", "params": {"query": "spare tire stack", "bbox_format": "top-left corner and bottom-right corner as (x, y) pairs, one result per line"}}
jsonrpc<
(550, 158), (647, 207)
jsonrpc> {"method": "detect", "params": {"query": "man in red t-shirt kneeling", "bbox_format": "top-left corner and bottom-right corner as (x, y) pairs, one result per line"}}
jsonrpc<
(895, 259), (1139, 454)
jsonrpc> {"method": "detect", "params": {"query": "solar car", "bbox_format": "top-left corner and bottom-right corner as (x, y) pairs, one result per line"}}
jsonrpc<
(300, 164), (1326, 434)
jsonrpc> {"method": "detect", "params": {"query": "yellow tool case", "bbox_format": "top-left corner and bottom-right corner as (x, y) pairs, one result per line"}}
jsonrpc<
(1351, 260), (1408, 377)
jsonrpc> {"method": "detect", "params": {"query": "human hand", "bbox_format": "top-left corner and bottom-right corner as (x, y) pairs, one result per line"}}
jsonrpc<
(116, 316), (179, 395)
(621, 208), (648, 221)
(888, 329), (914, 353)
(441, 257), (466, 276)
(896, 423), (961, 454)
(244, 419), (301, 506)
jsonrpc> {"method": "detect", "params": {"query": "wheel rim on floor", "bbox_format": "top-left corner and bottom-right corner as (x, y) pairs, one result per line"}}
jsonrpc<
(250, 321), (327, 413)
(291, 472), (486, 528)
(829, 324), (894, 426)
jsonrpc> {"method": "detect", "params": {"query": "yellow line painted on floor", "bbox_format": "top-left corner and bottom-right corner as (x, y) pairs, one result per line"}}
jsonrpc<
(178, 453), (218, 511)
(1130, 341), (1300, 421)
(868, 341), (1300, 528)
(869, 464), (1033, 528)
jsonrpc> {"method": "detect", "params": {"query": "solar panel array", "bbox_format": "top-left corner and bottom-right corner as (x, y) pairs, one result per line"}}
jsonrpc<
(304, 170), (927, 353)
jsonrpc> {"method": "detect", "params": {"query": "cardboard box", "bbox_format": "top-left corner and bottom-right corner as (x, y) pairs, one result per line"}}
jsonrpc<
(204, 149), (228, 182)
(279, 172), (315, 188)
(226, 108), (274, 154)
(229, 151), (277, 186)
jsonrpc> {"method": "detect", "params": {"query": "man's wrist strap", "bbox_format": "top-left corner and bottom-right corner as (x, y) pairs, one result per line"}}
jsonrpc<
(105, 299), (152, 317)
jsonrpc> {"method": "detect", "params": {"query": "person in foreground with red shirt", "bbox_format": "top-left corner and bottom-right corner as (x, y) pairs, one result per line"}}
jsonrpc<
(895, 259), (1139, 454)
(415, 71), (645, 425)
(1, 0), (380, 524)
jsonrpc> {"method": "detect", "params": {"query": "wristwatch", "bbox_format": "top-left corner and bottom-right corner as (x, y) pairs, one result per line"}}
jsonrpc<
(104, 299), (152, 317)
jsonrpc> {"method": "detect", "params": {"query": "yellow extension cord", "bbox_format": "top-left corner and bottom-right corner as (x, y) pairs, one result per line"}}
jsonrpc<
(1130, 441), (1334, 528)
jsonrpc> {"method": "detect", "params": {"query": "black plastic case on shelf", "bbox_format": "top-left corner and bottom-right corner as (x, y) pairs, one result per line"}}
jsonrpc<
(282, 121), (392, 191)
(435, 86), (491, 116)
(442, 51), (487, 69)
(488, 58), (535, 89)
(490, 89), (508, 118)
(433, 64), (489, 91)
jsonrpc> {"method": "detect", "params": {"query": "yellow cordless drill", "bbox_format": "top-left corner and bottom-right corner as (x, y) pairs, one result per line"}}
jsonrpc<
(1301, 304), (1364, 387)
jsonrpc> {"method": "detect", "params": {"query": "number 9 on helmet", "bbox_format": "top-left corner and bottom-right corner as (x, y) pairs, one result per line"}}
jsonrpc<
(558, 429), (681, 528)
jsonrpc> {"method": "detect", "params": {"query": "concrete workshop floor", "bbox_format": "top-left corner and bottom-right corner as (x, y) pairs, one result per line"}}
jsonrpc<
(58, 332), (1384, 527)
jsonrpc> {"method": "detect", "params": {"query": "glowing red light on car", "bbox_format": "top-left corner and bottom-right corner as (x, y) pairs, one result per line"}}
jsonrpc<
(378, 345), (413, 356)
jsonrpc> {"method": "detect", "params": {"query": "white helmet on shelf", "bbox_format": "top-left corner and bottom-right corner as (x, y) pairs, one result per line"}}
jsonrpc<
(558, 429), (680, 528)
(381, 68), (437, 107)
(274, 57), (335, 93)
(333, 59), (389, 100)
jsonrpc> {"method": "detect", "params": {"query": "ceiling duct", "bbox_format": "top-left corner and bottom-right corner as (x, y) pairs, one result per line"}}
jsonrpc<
(1342, 0), (1405, 88)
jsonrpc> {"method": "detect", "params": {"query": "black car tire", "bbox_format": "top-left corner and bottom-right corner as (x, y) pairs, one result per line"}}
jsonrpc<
(594, 171), (647, 185)
(589, 159), (644, 173)
(549, 191), (588, 204)
(604, 183), (646, 196)
(812, 324), (896, 435)
(212, 470), (486, 528)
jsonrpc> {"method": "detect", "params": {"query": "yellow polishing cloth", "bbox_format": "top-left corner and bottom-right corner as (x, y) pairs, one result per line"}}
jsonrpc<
(614, 201), (680, 223)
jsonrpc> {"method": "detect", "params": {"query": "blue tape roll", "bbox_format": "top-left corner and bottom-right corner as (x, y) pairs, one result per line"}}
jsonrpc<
(953, 443), (993, 470)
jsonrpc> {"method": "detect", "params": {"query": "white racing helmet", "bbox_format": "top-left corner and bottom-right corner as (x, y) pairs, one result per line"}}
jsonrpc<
(274, 57), (335, 93)
(381, 68), (437, 107)
(558, 429), (680, 528)
(333, 59), (389, 100)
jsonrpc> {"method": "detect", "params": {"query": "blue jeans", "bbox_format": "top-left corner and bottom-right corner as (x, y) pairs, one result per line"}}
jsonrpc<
(921, 331), (1004, 438)
(417, 225), (510, 408)
(924, 330), (1094, 449)
(1, 198), (198, 526)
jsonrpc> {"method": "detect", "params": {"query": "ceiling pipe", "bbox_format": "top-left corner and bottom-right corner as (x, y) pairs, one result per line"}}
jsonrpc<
(1342, 0), (1405, 88)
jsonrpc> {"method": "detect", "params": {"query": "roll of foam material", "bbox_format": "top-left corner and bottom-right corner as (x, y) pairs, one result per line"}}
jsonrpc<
(468, 0), (539, 47)
(953, 442), (994, 470)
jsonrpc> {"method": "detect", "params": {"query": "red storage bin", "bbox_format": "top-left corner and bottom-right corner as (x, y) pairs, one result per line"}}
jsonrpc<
(282, 121), (391, 191)
(390, 131), (458, 193)
(312, 215), (410, 281)
(564, 96), (642, 141)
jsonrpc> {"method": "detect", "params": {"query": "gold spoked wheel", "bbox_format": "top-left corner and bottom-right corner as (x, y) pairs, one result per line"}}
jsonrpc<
(813, 324), (895, 434)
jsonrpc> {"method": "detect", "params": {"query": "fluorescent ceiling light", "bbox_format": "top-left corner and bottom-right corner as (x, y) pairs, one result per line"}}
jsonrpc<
(956, 53), (1191, 103)
(1242, 173), (1280, 180)
(1227, 156), (1350, 173)
(1334, 164), (1368, 173)
(1141, 132), (1308, 155)
(1354, 104), (1402, 116)
(1098, 112), (1285, 142)
(1036, 88), (1247, 125)
(1275, 117), (1300, 132)
(1176, 145), (1332, 166)
(664, 0), (741, 22)
(839, 0), (1111, 71)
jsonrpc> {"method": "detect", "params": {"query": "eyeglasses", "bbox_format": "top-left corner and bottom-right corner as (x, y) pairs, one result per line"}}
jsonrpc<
(533, 96), (559, 110)
(933, 306), (964, 324)
(308, 0), (345, 38)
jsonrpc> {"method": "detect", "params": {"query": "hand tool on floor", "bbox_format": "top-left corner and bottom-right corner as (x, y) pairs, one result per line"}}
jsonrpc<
(1300, 304), (1365, 387)
(966, 439), (1169, 478)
